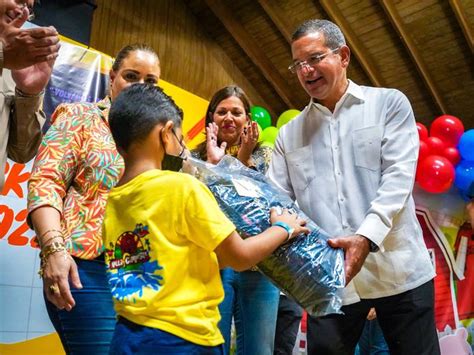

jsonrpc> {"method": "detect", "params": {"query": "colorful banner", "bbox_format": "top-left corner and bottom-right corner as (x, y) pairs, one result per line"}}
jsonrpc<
(0, 25), (208, 354)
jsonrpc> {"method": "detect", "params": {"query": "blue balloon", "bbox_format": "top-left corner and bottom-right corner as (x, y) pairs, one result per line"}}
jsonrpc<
(454, 159), (474, 191)
(458, 129), (474, 161)
(458, 188), (472, 202)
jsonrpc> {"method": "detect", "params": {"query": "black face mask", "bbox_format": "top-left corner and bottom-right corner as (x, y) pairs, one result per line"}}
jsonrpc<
(161, 128), (186, 172)
(161, 153), (185, 172)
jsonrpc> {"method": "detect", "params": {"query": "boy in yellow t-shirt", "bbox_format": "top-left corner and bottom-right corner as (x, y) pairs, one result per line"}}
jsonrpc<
(104, 84), (309, 355)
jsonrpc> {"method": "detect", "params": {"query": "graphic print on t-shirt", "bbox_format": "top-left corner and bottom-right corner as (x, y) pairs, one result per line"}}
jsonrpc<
(105, 223), (163, 302)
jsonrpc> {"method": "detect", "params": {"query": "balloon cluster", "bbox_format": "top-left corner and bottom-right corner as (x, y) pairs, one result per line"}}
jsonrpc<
(416, 115), (473, 197)
(455, 130), (474, 200)
(250, 106), (300, 148)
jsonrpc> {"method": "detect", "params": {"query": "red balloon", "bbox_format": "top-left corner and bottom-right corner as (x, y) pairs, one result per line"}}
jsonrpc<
(417, 155), (455, 193)
(430, 115), (464, 147)
(441, 147), (461, 166)
(416, 141), (431, 182)
(418, 141), (430, 162)
(416, 122), (429, 142)
(425, 136), (445, 156)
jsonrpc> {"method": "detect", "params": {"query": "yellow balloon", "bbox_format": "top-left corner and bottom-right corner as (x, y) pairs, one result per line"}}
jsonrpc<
(277, 109), (300, 129)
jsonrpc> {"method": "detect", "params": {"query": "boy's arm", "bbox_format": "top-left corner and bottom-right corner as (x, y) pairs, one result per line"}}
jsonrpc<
(215, 209), (309, 271)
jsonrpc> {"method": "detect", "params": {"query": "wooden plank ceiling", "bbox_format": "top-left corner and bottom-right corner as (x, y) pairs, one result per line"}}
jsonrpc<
(185, 0), (474, 128)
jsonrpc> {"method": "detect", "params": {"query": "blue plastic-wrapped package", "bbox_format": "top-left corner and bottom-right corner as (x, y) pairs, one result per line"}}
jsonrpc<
(187, 155), (345, 317)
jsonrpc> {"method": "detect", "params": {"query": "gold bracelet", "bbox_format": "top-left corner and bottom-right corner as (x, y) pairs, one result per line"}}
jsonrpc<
(40, 234), (65, 248)
(38, 241), (67, 278)
(40, 240), (66, 257)
(39, 228), (62, 238)
(39, 228), (63, 241)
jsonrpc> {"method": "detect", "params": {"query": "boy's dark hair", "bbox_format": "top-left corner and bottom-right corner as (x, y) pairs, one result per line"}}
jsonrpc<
(109, 84), (183, 151)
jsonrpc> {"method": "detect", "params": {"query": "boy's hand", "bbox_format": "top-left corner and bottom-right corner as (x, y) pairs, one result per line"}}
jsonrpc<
(270, 208), (309, 240)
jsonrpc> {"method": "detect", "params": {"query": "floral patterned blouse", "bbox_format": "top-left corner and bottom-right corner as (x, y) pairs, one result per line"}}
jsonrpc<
(28, 97), (124, 259)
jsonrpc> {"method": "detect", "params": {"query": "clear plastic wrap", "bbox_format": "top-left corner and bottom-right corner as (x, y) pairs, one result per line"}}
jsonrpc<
(187, 155), (345, 317)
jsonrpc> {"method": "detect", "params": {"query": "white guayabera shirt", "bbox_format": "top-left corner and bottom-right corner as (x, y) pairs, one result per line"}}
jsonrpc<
(268, 80), (435, 305)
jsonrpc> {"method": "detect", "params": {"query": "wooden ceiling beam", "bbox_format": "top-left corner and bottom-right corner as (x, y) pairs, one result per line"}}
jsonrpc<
(318, 0), (385, 88)
(204, 0), (298, 108)
(380, 0), (448, 114)
(256, 0), (292, 43)
(448, 0), (474, 53)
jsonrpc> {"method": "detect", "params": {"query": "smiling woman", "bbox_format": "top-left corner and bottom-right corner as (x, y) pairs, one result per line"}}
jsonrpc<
(26, 43), (160, 354)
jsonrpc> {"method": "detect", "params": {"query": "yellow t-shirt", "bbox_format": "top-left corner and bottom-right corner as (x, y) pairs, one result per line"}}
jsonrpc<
(103, 169), (235, 346)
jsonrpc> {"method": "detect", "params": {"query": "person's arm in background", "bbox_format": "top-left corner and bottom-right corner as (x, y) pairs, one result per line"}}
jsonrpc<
(5, 66), (47, 163)
(0, 8), (59, 162)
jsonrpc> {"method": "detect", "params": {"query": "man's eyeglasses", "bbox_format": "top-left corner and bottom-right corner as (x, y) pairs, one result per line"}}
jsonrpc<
(288, 47), (340, 74)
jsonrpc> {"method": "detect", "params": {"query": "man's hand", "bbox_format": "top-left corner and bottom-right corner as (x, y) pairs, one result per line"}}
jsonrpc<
(367, 308), (377, 320)
(328, 234), (370, 285)
(12, 58), (56, 95)
(2, 26), (59, 70)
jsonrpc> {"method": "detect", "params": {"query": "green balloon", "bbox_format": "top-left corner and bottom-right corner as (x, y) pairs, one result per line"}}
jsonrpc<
(251, 106), (272, 129)
(276, 109), (300, 129)
(260, 141), (275, 149)
(257, 123), (264, 142)
(261, 126), (279, 144)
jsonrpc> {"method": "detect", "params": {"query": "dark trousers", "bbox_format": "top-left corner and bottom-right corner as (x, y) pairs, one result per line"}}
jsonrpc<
(307, 280), (440, 355)
(274, 294), (303, 355)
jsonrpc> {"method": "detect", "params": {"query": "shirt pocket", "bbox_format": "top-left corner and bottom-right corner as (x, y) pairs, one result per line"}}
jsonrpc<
(285, 145), (316, 193)
(352, 126), (383, 171)
(376, 226), (415, 285)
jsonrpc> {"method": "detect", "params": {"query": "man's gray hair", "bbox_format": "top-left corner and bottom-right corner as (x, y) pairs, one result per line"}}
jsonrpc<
(292, 19), (346, 50)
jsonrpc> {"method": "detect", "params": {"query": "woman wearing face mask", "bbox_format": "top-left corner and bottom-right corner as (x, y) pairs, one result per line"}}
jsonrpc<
(27, 43), (160, 354)
(193, 85), (279, 355)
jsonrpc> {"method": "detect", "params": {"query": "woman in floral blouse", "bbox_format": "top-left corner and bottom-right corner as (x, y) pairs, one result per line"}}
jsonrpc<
(27, 43), (160, 354)
(192, 85), (278, 355)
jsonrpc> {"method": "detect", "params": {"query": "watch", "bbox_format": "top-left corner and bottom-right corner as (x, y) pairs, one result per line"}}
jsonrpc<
(366, 238), (379, 252)
(272, 221), (294, 241)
